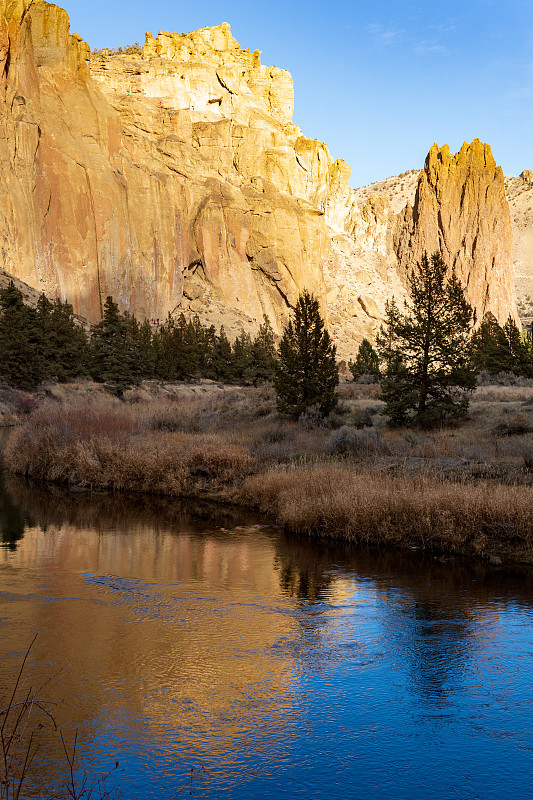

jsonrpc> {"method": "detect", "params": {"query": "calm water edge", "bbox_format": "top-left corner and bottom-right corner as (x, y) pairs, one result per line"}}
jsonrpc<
(1, 470), (533, 799)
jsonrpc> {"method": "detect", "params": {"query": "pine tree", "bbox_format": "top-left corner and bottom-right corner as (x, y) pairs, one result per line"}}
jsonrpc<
(89, 296), (139, 390)
(274, 290), (338, 418)
(376, 252), (475, 428)
(0, 283), (43, 389)
(250, 315), (277, 384)
(470, 312), (509, 375)
(36, 294), (88, 381)
(349, 338), (380, 381)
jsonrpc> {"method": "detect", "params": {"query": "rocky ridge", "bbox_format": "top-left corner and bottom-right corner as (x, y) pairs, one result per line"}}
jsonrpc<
(0, 0), (520, 359)
(357, 164), (533, 325)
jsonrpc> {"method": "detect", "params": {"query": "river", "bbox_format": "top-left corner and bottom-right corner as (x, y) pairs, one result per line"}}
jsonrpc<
(1, 471), (533, 799)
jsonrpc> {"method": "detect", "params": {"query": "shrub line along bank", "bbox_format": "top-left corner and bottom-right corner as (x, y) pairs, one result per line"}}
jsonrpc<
(4, 389), (533, 566)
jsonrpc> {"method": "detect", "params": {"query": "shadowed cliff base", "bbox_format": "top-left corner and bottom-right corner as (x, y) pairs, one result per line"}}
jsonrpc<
(4, 381), (533, 564)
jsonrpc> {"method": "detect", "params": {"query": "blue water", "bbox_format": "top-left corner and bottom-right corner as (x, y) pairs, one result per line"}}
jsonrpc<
(1, 476), (533, 798)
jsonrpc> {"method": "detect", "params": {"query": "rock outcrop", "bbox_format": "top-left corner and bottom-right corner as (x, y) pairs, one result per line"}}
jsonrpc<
(0, 0), (519, 358)
(394, 140), (517, 324)
(0, 2), (328, 335)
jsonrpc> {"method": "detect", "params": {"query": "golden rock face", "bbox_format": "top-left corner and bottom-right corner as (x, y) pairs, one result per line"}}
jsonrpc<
(0, 2), (328, 334)
(395, 139), (517, 325)
(0, 1), (518, 352)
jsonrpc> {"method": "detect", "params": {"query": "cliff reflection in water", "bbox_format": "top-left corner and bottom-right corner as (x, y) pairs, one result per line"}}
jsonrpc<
(1, 476), (301, 762)
(1, 476), (533, 797)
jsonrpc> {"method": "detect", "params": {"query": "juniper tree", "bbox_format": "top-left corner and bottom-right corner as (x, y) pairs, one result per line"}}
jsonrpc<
(36, 294), (88, 381)
(89, 296), (140, 389)
(349, 338), (380, 381)
(0, 282), (43, 389)
(376, 252), (475, 428)
(274, 290), (338, 418)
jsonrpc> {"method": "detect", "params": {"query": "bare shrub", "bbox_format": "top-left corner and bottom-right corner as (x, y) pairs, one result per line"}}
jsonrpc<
(495, 412), (533, 436)
(326, 426), (379, 456)
(502, 437), (533, 472)
(475, 385), (533, 403)
(5, 401), (251, 497)
(349, 407), (375, 429)
(298, 404), (327, 429)
(336, 383), (381, 401)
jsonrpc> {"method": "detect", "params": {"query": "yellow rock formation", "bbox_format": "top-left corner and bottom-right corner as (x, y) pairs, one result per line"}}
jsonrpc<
(394, 140), (517, 325)
(0, 1), (519, 355)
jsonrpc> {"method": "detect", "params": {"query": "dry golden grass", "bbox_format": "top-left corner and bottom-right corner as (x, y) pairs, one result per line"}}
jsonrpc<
(6, 400), (251, 496)
(6, 383), (533, 562)
(238, 464), (533, 561)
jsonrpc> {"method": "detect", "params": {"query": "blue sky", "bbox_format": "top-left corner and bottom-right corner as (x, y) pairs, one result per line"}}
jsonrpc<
(62, 0), (533, 186)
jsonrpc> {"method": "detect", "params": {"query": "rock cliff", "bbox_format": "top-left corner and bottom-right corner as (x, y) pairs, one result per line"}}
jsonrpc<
(0, 0), (519, 359)
(0, 2), (328, 335)
(394, 140), (516, 324)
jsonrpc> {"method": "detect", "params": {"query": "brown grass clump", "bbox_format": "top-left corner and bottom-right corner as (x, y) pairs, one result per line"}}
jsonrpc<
(6, 383), (533, 563)
(239, 464), (533, 561)
(6, 400), (251, 497)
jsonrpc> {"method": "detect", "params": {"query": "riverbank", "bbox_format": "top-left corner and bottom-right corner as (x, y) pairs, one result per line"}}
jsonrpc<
(4, 379), (533, 563)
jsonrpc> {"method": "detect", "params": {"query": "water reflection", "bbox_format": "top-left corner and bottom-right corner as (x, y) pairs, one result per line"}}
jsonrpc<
(0, 471), (33, 549)
(1, 475), (533, 798)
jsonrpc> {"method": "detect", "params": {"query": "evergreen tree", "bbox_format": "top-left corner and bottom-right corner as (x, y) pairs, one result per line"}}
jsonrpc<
(0, 282), (43, 389)
(197, 324), (218, 379)
(502, 316), (532, 377)
(36, 294), (88, 381)
(471, 312), (533, 377)
(211, 327), (234, 382)
(154, 313), (200, 381)
(175, 314), (200, 378)
(89, 296), (139, 389)
(232, 330), (254, 383)
(376, 252), (475, 428)
(249, 315), (277, 384)
(274, 290), (338, 418)
(136, 318), (156, 378)
(470, 312), (509, 375)
(349, 338), (380, 381)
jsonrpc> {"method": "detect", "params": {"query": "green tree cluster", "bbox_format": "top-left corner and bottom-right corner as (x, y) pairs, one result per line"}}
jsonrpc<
(0, 283), (89, 389)
(471, 312), (533, 377)
(0, 284), (278, 390)
(151, 313), (277, 385)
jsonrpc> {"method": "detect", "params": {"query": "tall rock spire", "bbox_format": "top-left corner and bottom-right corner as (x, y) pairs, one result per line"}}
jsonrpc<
(394, 139), (517, 324)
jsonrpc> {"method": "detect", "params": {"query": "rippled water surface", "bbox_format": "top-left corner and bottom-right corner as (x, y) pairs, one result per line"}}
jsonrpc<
(1, 472), (533, 798)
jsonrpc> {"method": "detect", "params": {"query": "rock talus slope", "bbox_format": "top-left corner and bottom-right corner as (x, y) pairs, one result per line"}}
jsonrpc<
(0, 0), (519, 356)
